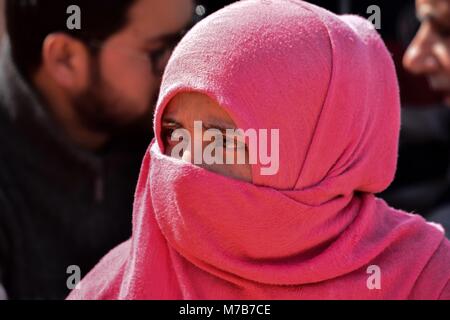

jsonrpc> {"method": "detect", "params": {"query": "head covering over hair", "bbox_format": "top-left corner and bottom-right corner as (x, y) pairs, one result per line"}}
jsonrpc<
(68, 0), (450, 300)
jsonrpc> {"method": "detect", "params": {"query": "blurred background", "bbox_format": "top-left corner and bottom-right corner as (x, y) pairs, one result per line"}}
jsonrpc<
(0, 0), (4, 38)
(1, 0), (449, 225)
(0, 0), (446, 217)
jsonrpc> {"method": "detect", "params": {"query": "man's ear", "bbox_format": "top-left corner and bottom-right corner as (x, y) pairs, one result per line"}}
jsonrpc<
(41, 33), (91, 94)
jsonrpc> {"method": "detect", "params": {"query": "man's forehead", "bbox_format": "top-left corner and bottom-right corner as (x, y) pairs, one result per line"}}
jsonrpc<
(127, 0), (194, 40)
(417, 0), (450, 24)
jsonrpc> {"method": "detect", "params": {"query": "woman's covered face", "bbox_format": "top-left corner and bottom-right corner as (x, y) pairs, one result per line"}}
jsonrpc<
(161, 92), (252, 182)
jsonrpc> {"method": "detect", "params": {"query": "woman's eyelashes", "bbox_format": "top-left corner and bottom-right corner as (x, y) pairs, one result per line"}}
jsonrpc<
(222, 135), (246, 151)
(161, 123), (181, 148)
(161, 123), (245, 151)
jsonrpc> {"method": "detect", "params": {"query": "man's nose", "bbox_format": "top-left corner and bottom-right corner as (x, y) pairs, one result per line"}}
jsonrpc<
(403, 26), (440, 75)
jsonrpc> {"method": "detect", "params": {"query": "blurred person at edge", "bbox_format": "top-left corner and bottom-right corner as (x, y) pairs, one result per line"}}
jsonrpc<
(0, 0), (4, 40)
(402, 0), (450, 237)
(0, 0), (193, 299)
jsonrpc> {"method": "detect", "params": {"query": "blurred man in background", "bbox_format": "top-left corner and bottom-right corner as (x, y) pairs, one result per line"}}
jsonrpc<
(0, 0), (4, 39)
(404, 0), (450, 106)
(0, 0), (193, 299)
(0, 0), (6, 300)
(403, 0), (450, 235)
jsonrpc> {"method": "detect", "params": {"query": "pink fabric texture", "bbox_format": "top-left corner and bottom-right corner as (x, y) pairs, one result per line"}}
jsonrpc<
(67, 0), (450, 299)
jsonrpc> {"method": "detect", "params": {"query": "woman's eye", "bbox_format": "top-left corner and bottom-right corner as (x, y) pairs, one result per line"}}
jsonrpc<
(222, 135), (246, 151)
(162, 128), (178, 145)
(223, 136), (235, 149)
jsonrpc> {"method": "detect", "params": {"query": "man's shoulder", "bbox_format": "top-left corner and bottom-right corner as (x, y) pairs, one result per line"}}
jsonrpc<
(0, 107), (23, 211)
(0, 99), (17, 139)
(0, 99), (30, 160)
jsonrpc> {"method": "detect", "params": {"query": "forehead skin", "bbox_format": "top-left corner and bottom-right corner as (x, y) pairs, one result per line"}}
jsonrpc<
(126, 0), (194, 44)
(163, 93), (237, 130)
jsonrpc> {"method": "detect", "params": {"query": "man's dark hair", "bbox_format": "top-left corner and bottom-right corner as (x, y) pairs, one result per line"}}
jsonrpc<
(6, 0), (136, 79)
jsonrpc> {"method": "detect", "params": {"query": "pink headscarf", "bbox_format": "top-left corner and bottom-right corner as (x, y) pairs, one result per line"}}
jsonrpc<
(68, 0), (450, 299)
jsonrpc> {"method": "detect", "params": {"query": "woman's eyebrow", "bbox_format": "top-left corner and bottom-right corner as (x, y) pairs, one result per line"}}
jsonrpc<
(203, 121), (236, 133)
(161, 118), (181, 127)
(162, 117), (236, 132)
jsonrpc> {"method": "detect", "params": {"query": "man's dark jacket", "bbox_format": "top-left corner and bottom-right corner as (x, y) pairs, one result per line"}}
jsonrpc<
(0, 40), (149, 299)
